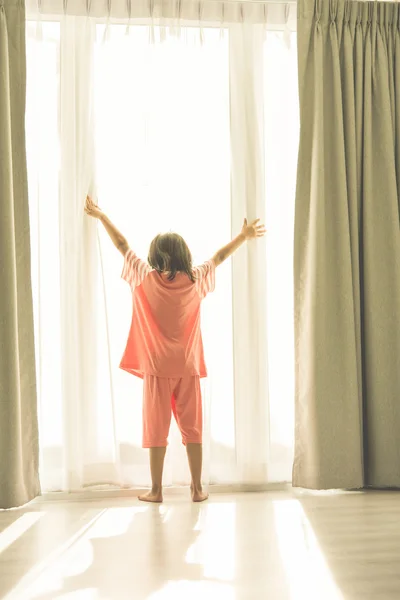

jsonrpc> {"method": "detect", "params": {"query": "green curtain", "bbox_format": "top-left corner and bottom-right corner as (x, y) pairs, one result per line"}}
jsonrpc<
(0, 0), (40, 508)
(294, 0), (400, 489)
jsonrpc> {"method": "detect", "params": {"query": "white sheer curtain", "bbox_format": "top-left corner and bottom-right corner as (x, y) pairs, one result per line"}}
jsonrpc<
(264, 30), (298, 482)
(26, 4), (298, 492)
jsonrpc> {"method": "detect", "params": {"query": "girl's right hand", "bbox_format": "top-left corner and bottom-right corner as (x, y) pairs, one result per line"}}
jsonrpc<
(85, 196), (104, 219)
(241, 218), (266, 240)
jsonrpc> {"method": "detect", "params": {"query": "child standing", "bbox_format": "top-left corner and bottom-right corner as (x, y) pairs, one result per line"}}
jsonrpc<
(85, 196), (266, 502)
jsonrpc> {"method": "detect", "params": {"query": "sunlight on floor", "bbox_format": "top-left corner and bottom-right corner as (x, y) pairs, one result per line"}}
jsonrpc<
(87, 506), (148, 540)
(51, 590), (98, 600)
(273, 499), (344, 600)
(18, 507), (148, 599)
(3, 510), (107, 600)
(2, 496), (347, 600)
(147, 580), (235, 600)
(0, 513), (44, 555)
(185, 503), (236, 582)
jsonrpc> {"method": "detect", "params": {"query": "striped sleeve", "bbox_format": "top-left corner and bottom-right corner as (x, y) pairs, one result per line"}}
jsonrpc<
(193, 260), (216, 299)
(121, 249), (151, 290)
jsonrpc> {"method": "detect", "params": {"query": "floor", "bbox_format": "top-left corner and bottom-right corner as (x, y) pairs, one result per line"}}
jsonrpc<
(0, 489), (400, 600)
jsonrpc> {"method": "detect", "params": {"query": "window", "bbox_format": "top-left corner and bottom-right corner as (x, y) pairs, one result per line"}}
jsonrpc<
(25, 20), (298, 490)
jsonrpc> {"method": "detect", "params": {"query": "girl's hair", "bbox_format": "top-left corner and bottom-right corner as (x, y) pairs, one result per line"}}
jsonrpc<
(148, 232), (196, 283)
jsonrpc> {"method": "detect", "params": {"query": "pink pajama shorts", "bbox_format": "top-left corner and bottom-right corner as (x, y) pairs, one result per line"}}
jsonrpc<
(142, 376), (203, 448)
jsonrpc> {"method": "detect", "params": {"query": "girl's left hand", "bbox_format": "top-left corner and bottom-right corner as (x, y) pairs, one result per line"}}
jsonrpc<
(85, 196), (103, 219)
(241, 218), (266, 240)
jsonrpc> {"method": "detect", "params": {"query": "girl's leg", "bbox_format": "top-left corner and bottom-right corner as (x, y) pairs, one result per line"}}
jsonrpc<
(139, 377), (172, 503)
(186, 443), (208, 502)
(173, 377), (208, 502)
(139, 447), (166, 503)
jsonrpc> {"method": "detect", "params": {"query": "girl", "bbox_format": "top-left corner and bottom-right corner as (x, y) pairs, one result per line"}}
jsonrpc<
(85, 196), (266, 502)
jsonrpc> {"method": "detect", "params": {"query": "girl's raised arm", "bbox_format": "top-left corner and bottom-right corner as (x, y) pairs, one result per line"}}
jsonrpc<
(85, 196), (130, 256)
(212, 218), (266, 267)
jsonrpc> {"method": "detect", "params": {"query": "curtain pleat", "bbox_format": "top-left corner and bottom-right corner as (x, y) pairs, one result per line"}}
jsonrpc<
(58, 16), (102, 490)
(229, 24), (270, 483)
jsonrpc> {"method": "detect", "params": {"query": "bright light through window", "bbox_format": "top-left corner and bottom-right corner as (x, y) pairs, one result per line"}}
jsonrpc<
(93, 26), (234, 482)
(25, 20), (297, 490)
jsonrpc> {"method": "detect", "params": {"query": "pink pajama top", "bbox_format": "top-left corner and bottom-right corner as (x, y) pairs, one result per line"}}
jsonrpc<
(120, 249), (215, 379)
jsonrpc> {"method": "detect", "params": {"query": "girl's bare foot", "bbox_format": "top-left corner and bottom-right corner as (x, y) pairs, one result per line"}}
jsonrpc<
(138, 489), (163, 503)
(191, 484), (209, 503)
